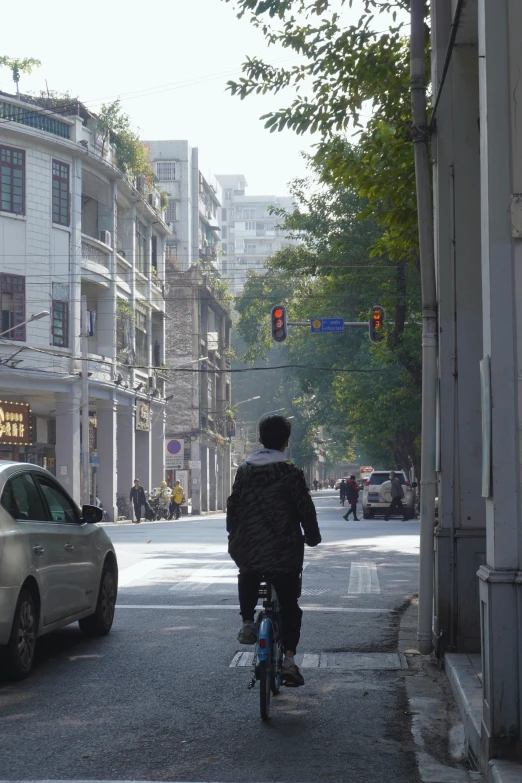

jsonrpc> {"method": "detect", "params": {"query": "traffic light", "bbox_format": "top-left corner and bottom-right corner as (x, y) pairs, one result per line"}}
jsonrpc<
(271, 305), (287, 342)
(369, 305), (385, 343)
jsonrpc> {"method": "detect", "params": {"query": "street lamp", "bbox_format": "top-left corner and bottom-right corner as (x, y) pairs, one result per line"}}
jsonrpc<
(233, 396), (261, 407)
(0, 310), (50, 339)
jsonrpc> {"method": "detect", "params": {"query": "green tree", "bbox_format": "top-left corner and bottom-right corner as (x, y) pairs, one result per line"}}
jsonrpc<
(97, 100), (153, 181)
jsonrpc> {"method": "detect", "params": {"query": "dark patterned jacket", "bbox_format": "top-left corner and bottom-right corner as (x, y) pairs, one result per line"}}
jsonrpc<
(226, 461), (321, 574)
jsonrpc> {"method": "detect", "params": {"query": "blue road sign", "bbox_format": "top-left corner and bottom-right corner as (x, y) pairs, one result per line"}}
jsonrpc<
(90, 455), (101, 466)
(311, 318), (344, 333)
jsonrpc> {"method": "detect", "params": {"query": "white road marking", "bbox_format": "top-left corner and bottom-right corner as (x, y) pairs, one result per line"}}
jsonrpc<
(302, 653), (320, 668)
(348, 561), (381, 594)
(229, 651), (408, 670)
(118, 558), (174, 587)
(116, 605), (395, 612)
(169, 564), (238, 592)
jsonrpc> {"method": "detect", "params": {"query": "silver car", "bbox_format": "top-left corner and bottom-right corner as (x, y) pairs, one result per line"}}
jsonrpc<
(362, 470), (415, 520)
(0, 461), (118, 678)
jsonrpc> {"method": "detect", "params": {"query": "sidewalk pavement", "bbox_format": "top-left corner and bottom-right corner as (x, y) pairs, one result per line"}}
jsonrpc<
(399, 598), (484, 783)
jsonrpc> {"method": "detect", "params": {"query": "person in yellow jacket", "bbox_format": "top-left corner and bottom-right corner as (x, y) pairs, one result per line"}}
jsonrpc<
(170, 480), (185, 520)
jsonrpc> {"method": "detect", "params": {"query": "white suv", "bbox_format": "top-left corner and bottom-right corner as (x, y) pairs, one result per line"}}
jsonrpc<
(362, 470), (415, 520)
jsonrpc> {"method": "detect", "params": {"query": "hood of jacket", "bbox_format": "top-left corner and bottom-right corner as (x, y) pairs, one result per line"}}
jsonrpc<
(244, 448), (288, 466)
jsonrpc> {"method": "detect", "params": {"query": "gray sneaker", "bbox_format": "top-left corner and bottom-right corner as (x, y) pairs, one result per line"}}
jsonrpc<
(237, 624), (257, 645)
(281, 661), (305, 686)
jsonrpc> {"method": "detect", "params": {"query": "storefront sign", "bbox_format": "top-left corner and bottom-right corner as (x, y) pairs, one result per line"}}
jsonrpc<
(166, 438), (184, 470)
(0, 402), (32, 445)
(136, 402), (150, 432)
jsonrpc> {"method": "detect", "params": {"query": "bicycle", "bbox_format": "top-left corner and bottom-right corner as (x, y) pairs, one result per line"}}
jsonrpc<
(248, 575), (302, 721)
(116, 494), (131, 520)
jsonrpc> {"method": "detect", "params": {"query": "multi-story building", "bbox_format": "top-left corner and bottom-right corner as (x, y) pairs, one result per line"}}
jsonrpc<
(0, 91), (170, 519)
(144, 140), (221, 271)
(145, 140), (232, 512)
(216, 174), (295, 294)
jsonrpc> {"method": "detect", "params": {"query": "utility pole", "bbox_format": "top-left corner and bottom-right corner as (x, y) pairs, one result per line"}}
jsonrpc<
(81, 296), (90, 506)
(410, 0), (438, 655)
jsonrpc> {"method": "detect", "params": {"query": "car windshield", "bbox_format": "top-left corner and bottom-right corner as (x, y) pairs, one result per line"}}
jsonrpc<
(369, 473), (406, 486)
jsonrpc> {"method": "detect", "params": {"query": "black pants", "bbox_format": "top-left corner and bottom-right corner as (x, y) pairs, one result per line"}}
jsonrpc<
(170, 501), (181, 519)
(133, 501), (142, 522)
(385, 497), (404, 519)
(238, 571), (303, 654)
(345, 501), (358, 518)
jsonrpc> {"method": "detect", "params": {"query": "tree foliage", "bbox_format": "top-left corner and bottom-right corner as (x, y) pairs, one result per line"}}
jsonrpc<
(235, 167), (421, 474)
(0, 56), (41, 94)
(97, 100), (154, 181)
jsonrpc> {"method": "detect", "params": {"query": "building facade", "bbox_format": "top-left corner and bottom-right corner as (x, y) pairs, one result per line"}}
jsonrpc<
(163, 264), (232, 514)
(0, 91), (170, 519)
(144, 140), (221, 272)
(429, 0), (522, 775)
(216, 174), (295, 294)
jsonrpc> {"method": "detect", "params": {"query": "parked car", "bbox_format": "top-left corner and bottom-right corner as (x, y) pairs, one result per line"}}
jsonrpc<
(0, 461), (118, 679)
(362, 470), (415, 519)
(334, 477), (352, 490)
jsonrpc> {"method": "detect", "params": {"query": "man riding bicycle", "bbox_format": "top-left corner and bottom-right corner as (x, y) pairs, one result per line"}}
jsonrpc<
(226, 415), (321, 687)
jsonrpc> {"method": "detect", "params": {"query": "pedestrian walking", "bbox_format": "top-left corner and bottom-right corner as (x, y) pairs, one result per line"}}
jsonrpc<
(313, 479), (319, 491)
(384, 471), (406, 521)
(170, 480), (184, 520)
(130, 478), (146, 523)
(339, 479), (347, 505)
(343, 475), (359, 521)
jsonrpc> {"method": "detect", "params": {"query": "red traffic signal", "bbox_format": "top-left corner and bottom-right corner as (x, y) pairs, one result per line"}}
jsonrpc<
(369, 305), (385, 343)
(271, 305), (287, 342)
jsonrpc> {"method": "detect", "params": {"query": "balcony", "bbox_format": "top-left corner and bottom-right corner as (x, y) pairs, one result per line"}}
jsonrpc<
(0, 97), (72, 139)
(81, 235), (110, 285)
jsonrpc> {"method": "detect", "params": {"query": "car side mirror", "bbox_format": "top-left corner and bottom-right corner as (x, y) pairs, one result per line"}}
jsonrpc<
(82, 504), (104, 524)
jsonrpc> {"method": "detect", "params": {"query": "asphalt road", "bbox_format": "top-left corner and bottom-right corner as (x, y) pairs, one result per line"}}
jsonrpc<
(0, 490), (423, 783)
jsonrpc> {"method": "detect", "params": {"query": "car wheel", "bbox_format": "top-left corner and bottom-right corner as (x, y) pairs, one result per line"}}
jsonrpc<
(5, 589), (37, 679)
(79, 561), (117, 637)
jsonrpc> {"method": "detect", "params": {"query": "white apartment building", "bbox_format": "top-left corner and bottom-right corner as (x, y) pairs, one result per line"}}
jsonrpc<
(0, 91), (170, 519)
(144, 140), (221, 271)
(216, 174), (295, 294)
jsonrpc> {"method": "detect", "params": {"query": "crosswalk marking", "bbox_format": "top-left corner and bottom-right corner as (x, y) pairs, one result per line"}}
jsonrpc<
(348, 561), (380, 594)
(229, 651), (407, 670)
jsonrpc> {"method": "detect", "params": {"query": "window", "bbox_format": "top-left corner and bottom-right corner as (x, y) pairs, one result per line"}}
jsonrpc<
(166, 199), (176, 223)
(52, 160), (69, 226)
(221, 225), (227, 239)
(225, 189), (232, 200)
(222, 243), (227, 253)
(221, 208), (227, 221)
(2, 473), (48, 521)
(0, 145), (24, 215)
(156, 161), (176, 181)
(245, 243), (257, 254)
(135, 310), (148, 366)
(368, 472), (406, 486)
(1, 274), (25, 341)
(265, 243), (273, 253)
(52, 300), (68, 347)
(151, 235), (158, 273)
(136, 221), (147, 275)
(241, 208), (255, 220)
(245, 221), (255, 231)
(35, 476), (79, 523)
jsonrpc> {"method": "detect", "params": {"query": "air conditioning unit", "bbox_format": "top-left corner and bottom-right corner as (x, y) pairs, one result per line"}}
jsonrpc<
(99, 230), (111, 247)
(148, 375), (156, 390)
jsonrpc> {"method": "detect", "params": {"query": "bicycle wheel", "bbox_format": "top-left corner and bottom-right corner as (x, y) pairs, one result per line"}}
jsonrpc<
(271, 640), (283, 695)
(259, 655), (271, 721)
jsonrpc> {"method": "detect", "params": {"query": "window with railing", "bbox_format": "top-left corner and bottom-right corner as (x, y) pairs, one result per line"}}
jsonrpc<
(156, 161), (176, 181)
(0, 145), (24, 215)
(136, 221), (148, 276)
(135, 310), (148, 367)
(166, 199), (176, 223)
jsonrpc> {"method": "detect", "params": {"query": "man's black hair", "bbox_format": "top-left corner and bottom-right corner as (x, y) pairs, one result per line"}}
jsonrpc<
(259, 414), (292, 450)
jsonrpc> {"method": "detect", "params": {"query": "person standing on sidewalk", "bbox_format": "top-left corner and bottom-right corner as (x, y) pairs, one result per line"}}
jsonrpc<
(227, 414), (322, 687)
(130, 478), (146, 524)
(339, 479), (347, 506)
(384, 471), (406, 521)
(343, 475), (359, 521)
(170, 480), (184, 520)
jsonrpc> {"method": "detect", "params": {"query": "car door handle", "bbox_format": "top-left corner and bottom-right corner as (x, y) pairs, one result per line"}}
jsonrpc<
(33, 545), (44, 556)
(64, 543), (74, 551)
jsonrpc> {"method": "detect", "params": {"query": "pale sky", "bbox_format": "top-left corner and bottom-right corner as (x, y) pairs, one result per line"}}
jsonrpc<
(1, 0), (400, 196)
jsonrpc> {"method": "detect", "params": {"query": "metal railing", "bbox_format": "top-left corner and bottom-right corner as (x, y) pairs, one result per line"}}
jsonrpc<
(0, 100), (71, 139)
